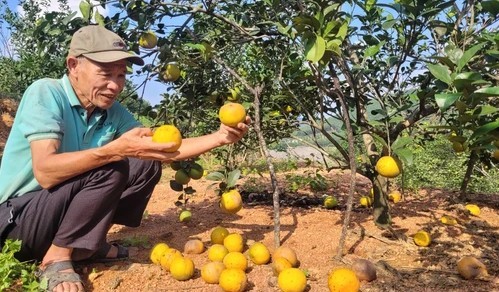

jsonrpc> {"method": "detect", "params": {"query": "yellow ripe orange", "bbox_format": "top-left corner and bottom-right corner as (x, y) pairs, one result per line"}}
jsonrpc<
(208, 244), (229, 262)
(359, 196), (372, 208)
(413, 230), (431, 247)
(323, 195), (338, 209)
(183, 239), (204, 254)
(163, 63), (181, 82)
(223, 233), (244, 253)
(493, 149), (499, 160)
(219, 102), (246, 127)
(452, 141), (465, 152)
(210, 226), (230, 244)
(150, 242), (169, 265)
(248, 242), (270, 265)
(440, 215), (458, 225)
(278, 268), (307, 292)
(375, 156), (402, 178)
(223, 251), (248, 271)
(328, 267), (360, 292)
(169, 256), (195, 281)
(138, 31), (158, 49)
(465, 204), (480, 216)
(152, 125), (182, 152)
(388, 191), (401, 203)
(272, 257), (292, 276)
(201, 261), (226, 284)
(219, 268), (247, 292)
(273, 246), (298, 267)
(220, 190), (243, 214)
(178, 210), (192, 222)
(159, 248), (182, 271)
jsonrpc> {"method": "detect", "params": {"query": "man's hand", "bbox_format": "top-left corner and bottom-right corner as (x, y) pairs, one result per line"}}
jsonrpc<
(109, 128), (179, 160)
(215, 116), (251, 146)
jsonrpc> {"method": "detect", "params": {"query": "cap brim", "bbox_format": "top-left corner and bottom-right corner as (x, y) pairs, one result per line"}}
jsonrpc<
(83, 51), (144, 66)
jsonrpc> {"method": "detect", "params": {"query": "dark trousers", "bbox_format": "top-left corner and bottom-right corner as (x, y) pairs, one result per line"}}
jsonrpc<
(0, 158), (162, 262)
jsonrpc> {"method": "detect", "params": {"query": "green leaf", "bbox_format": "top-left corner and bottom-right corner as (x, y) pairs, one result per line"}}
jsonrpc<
(474, 105), (498, 116)
(473, 87), (499, 97)
(226, 169), (241, 188)
(482, 1), (499, 16)
(94, 11), (105, 26)
(392, 137), (413, 151)
(205, 171), (226, 181)
(79, 0), (91, 20)
(427, 63), (452, 85)
(393, 148), (413, 165)
(457, 43), (486, 71)
(169, 180), (183, 192)
(305, 35), (326, 63)
(435, 93), (461, 111)
(470, 120), (499, 141)
(336, 21), (348, 41)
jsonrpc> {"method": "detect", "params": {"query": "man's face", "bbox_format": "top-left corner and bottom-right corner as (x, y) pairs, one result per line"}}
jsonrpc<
(71, 57), (127, 110)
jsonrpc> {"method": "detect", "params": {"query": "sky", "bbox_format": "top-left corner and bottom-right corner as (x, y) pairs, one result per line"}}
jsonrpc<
(2, 0), (173, 106)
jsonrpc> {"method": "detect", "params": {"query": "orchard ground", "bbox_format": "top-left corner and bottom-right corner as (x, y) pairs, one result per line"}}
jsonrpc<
(1, 99), (498, 291)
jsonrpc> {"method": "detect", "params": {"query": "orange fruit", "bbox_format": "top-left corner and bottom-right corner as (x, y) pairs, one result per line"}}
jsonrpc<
(452, 141), (465, 152)
(440, 215), (458, 225)
(139, 31), (158, 49)
(219, 102), (246, 127)
(248, 242), (270, 265)
(388, 191), (401, 203)
(223, 233), (244, 253)
(169, 256), (195, 281)
(278, 268), (307, 292)
(359, 196), (372, 207)
(493, 149), (499, 160)
(210, 226), (230, 244)
(175, 169), (191, 185)
(413, 230), (431, 247)
(375, 156), (402, 178)
(223, 251), (248, 271)
(219, 268), (247, 292)
(327, 267), (360, 292)
(159, 248), (183, 271)
(163, 63), (181, 82)
(188, 163), (204, 180)
(457, 256), (488, 280)
(178, 210), (192, 222)
(273, 246), (298, 267)
(201, 261), (226, 284)
(152, 125), (182, 152)
(272, 257), (292, 276)
(150, 243), (169, 265)
(184, 239), (204, 254)
(323, 195), (338, 209)
(220, 189), (243, 214)
(465, 204), (480, 216)
(208, 244), (229, 262)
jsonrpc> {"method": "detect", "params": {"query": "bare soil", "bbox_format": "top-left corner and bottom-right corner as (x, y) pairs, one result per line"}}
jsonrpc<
(1, 99), (498, 291)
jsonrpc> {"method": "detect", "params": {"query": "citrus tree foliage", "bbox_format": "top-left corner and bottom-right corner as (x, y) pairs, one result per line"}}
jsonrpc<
(2, 1), (497, 228)
(99, 0), (497, 227)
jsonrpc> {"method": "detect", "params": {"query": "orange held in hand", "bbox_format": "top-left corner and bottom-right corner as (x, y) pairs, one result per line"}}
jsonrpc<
(152, 125), (182, 152)
(219, 102), (246, 127)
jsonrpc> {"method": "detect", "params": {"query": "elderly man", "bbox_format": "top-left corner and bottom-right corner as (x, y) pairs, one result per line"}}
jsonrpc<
(0, 25), (249, 291)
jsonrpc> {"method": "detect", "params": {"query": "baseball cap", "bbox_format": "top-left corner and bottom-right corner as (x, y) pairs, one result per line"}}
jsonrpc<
(69, 25), (144, 66)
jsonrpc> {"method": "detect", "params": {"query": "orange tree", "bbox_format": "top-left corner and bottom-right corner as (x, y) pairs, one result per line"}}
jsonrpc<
(6, 0), (497, 255)
(78, 0), (497, 251)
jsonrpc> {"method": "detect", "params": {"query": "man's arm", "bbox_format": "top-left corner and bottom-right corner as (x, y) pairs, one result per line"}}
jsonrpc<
(31, 119), (249, 189)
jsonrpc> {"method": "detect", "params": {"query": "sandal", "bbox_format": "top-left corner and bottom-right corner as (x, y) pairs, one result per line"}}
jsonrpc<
(36, 260), (84, 291)
(79, 242), (129, 264)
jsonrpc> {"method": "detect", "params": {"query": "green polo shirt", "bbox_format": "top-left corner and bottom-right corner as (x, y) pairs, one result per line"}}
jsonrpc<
(0, 75), (141, 204)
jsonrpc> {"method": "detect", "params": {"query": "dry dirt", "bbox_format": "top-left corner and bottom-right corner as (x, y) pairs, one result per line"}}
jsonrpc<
(1, 99), (498, 292)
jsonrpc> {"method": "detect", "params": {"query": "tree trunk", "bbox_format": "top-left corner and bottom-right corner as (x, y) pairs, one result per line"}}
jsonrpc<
(460, 150), (477, 200)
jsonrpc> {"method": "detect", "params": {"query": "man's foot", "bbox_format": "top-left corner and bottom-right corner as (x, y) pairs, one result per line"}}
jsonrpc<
(37, 260), (85, 292)
(75, 242), (129, 264)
